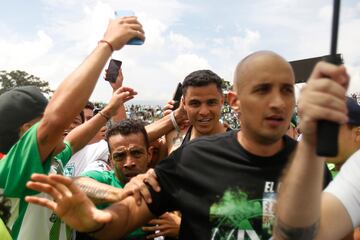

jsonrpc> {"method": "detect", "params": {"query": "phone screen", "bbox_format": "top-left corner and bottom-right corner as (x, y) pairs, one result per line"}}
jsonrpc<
(172, 83), (183, 110)
(105, 59), (122, 83)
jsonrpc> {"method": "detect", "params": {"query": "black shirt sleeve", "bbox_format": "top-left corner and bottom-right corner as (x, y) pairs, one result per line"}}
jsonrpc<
(146, 147), (183, 217)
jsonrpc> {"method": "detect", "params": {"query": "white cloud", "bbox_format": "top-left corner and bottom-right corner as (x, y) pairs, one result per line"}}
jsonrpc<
(161, 53), (211, 79)
(1, 0), (360, 104)
(169, 32), (194, 51)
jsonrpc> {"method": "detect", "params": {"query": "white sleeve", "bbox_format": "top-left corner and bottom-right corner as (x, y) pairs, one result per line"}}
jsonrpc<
(324, 149), (360, 228)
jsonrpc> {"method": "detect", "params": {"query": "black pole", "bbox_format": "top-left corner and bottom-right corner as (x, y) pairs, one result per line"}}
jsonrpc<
(316, 0), (342, 157)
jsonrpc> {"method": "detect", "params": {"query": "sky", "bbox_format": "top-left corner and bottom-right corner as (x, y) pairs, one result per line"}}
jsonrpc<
(0, 0), (360, 105)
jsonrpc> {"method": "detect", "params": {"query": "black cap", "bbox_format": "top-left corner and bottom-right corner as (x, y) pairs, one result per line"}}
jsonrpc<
(347, 97), (360, 125)
(0, 86), (48, 153)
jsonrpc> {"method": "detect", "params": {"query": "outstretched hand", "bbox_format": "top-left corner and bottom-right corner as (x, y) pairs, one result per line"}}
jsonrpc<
(25, 174), (113, 233)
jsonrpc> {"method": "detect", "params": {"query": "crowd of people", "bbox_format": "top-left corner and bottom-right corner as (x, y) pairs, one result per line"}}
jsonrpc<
(0, 14), (360, 240)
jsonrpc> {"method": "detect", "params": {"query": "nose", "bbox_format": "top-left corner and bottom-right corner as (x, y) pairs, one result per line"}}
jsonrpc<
(269, 92), (286, 110)
(123, 156), (136, 169)
(199, 104), (210, 116)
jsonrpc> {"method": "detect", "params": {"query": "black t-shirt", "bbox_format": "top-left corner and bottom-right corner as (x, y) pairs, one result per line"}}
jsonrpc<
(147, 130), (331, 240)
(181, 126), (232, 146)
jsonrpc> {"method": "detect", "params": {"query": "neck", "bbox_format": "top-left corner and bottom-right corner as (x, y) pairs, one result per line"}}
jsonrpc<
(190, 122), (225, 140)
(237, 131), (284, 157)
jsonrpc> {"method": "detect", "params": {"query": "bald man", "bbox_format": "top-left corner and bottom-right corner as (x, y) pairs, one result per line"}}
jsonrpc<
(25, 51), (332, 240)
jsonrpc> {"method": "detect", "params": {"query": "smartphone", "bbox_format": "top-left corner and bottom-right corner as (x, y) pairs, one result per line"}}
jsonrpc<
(105, 59), (122, 83)
(114, 10), (144, 45)
(172, 83), (183, 110)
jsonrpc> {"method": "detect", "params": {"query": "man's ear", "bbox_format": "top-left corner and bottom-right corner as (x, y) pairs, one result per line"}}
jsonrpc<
(19, 122), (34, 137)
(147, 146), (154, 165)
(227, 91), (241, 113)
(353, 126), (360, 144)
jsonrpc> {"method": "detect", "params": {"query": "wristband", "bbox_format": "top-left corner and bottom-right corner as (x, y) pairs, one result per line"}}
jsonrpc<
(170, 111), (180, 132)
(99, 111), (111, 122)
(98, 40), (114, 52)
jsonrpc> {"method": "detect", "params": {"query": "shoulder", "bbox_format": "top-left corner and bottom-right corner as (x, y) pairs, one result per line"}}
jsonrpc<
(186, 130), (237, 148)
(81, 170), (112, 180)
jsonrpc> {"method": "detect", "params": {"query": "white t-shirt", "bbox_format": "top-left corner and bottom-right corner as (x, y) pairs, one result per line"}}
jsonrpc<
(64, 140), (110, 177)
(325, 149), (360, 228)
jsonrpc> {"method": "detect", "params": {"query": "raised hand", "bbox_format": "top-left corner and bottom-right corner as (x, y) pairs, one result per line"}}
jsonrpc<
(102, 86), (137, 117)
(25, 174), (113, 233)
(298, 61), (349, 144)
(103, 16), (145, 51)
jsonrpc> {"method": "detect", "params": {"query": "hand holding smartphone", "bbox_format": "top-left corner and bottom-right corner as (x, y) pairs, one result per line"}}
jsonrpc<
(115, 10), (144, 45)
(105, 59), (122, 83)
(172, 83), (183, 110)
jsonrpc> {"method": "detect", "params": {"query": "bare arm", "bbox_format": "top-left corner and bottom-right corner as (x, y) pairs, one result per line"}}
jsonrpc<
(73, 176), (127, 205)
(274, 62), (350, 240)
(65, 86), (137, 153)
(26, 174), (155, 239)
(146, 101), (188, 143)
(108, 68), (127, 123)
(92, 196), (155, 239)
(37, 17), (144, 162)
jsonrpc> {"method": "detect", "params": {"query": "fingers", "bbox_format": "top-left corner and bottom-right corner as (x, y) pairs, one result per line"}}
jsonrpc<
(124, 170), (159, 205)
(147, 218), (167, 225)
(298, 80), (348, 124)
(310, 62), (349, 89)
(144, 230), (169, 239)
(26, 181), (63, 200)
(144, 169), (161, 192)
(25, 195), (57, 211)
(123, 175), (147, 205)
(27, 174), (74, 199)
(298, 63), (349, 143)
(162, 109), (172, 117)
(163, 102), (174, 112)
(104, 16), (145, 50)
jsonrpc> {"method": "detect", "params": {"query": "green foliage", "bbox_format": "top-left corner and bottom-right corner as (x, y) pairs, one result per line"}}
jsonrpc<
(221, 78), (232, 92)
(0, 70), (53, 95)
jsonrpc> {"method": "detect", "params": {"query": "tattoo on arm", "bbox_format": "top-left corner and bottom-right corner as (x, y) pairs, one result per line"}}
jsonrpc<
(274, 218), (319, 240)
(76, 183), (110, 202)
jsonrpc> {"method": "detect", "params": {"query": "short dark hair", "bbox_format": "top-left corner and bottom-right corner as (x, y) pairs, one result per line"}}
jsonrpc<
(182, 70), (223, 96)
(105, 119), (149, 150)
(85, 101), (95, 110)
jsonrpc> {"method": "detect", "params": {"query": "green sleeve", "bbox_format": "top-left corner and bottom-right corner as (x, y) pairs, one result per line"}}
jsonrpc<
(80, 170), (111, 185)
(0, 122), (73, 197)
(0, 122), (46, 197)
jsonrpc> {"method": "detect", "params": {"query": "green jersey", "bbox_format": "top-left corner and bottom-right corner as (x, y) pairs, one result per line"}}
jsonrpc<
(81, 170), (147, 240)
(0, 122), (73, 240)
(0, 219), (12, 240)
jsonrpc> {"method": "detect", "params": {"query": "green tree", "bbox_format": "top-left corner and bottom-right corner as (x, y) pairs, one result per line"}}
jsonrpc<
(0, 70), (53, 95)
